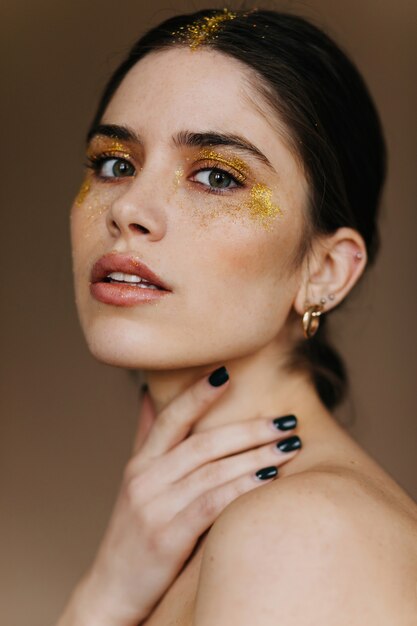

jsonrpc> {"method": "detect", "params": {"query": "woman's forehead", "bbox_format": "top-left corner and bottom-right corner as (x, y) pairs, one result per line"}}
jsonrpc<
(104, 48), (269, 132)
(103, 48), (300, 180)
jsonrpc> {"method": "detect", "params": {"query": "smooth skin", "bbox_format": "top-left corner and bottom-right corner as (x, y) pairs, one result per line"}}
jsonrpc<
(62, 48), (417, 625)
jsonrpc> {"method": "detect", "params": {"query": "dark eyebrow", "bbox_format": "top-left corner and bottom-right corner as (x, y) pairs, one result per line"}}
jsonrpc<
(86, 123), (140, 144)
(173, 130), (275, 171)
(86, 124), (275, 172)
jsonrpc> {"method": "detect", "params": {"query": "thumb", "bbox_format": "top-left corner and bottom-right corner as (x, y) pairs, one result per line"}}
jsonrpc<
(132, 386), (156, 455)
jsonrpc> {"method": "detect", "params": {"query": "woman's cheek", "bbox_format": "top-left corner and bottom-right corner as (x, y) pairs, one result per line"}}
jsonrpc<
(70, 176), (123, 290)
(73, 175), (125, 227)
(71, 176), (125, 257)
(178, 179), (284, 233)
(181, 182), (296, 279)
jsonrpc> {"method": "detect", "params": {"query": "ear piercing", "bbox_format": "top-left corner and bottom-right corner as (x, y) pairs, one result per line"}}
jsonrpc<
(306, 251), (363, 314)
(319, 293), (335, 306)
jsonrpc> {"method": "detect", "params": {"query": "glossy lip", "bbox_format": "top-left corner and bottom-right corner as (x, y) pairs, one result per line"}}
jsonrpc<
(90, 252), (172, 307)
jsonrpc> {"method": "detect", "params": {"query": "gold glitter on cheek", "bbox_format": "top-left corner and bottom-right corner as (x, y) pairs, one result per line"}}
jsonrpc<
(244, 183), (283, 230)
(83, 186), (120, 222)
(75, 176), (91, 206)
(73, 180), (126, 233)
(172, 9), (237, 50)
(174, 166), (184, 189)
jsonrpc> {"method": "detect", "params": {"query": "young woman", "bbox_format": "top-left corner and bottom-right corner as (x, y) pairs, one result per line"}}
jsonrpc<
(57, 9), (417, 626)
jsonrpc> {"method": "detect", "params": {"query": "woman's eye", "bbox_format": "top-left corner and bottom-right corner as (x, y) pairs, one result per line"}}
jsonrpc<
(193, 168), (239, 190)
(99, 157), (135, 178)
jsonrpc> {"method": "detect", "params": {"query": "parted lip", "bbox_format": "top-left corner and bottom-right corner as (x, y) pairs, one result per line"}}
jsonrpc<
(90, 252), (172, 291)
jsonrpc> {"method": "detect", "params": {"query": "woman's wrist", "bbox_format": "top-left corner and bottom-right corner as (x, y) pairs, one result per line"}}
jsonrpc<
(56, 570), (141, 626)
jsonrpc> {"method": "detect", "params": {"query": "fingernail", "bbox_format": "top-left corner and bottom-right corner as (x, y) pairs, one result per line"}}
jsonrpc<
(256, 466), (278, 480)
(272, 415), (297, 431)
(208, 366), (229, 387)
(277, 436), (302, 452)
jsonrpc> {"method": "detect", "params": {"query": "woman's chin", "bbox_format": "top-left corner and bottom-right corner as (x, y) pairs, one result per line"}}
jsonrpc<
(81, 327), (243, 372)
(83, 329), (170, 369)
(79, 313), (267, 370)
(80, 321), (208, 370)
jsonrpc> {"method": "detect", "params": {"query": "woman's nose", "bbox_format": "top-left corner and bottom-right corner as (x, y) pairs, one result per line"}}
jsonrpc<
(106, 177), (167, 242)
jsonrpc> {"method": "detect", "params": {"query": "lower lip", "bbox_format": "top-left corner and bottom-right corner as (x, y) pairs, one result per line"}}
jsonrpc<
(90, 282), (171, 306)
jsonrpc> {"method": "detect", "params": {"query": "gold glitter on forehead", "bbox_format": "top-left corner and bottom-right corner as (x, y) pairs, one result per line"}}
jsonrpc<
(197, 149), (249, 179)
(245, 183), (283, 230)
(172, 9), (237, 51)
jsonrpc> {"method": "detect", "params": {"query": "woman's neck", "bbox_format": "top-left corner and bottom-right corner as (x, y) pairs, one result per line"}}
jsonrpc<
(142, 338), (331, 436)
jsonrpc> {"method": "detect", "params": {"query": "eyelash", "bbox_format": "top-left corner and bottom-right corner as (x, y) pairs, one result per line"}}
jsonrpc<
(85, 153), (134, 180)
(85, 153), (246, 194)
(189, 164), (245, 195)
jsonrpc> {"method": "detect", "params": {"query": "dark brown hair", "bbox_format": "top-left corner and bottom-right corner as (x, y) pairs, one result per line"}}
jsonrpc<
(88, 9), (387, 409)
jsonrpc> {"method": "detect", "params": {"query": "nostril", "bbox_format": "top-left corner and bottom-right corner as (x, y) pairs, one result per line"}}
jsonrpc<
(130, 223), (150, 234)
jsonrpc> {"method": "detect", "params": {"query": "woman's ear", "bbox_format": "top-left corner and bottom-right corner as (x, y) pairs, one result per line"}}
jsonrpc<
(293, 227), (367, 315)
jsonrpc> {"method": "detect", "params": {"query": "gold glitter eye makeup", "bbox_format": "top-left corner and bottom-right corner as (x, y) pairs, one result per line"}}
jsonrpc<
(188, 149), (251, 195)
(192, 168), (241, 192)
(85, 136), (137, 181)
(196, 149), (250, 179)
(86, 152), (136, 180)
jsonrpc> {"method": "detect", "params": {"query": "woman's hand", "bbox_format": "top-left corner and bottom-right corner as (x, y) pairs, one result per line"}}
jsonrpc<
(57, 367), (301, 625)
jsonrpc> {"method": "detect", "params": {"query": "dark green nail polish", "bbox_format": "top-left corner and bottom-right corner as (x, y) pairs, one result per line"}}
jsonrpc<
(208, 366), (229, 387)
(277, 435), (302, 452)
(256, 466), (278, 480)
(272, 415), (297, 430)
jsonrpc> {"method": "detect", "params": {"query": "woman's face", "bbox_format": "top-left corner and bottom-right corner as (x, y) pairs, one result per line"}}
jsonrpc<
(71, 47), (310, 369)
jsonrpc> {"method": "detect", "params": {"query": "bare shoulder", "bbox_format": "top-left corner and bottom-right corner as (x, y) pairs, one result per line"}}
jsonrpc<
(193, 468), (417, 626)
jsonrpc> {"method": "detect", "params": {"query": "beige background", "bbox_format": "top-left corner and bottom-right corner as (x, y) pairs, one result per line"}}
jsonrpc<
(1, 1), (416, 624)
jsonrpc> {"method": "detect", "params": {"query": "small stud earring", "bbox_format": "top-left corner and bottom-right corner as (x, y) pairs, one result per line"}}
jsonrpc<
(328, 293), (335, 301)
(355, 251), (363, 261)
(320, 297), (327, 305)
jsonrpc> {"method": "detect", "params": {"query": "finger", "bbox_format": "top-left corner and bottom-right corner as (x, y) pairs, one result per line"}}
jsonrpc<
(128, 418), (298, 505)
(139, 366), (230, 459)
(152, 415), (298, 484)
(132, 389), (157, 455)
(161, 437), (300, 513)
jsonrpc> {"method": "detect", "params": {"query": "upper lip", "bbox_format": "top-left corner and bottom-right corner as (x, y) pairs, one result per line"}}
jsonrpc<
(90, 252), (172, 291)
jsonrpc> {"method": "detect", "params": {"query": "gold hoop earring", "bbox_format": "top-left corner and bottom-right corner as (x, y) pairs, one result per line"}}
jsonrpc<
(302, 304), (324, 339)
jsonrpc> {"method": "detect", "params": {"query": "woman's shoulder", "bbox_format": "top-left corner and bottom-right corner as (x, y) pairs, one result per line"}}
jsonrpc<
(207, 464), (417, 548)
(192, 467), (417, 625)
